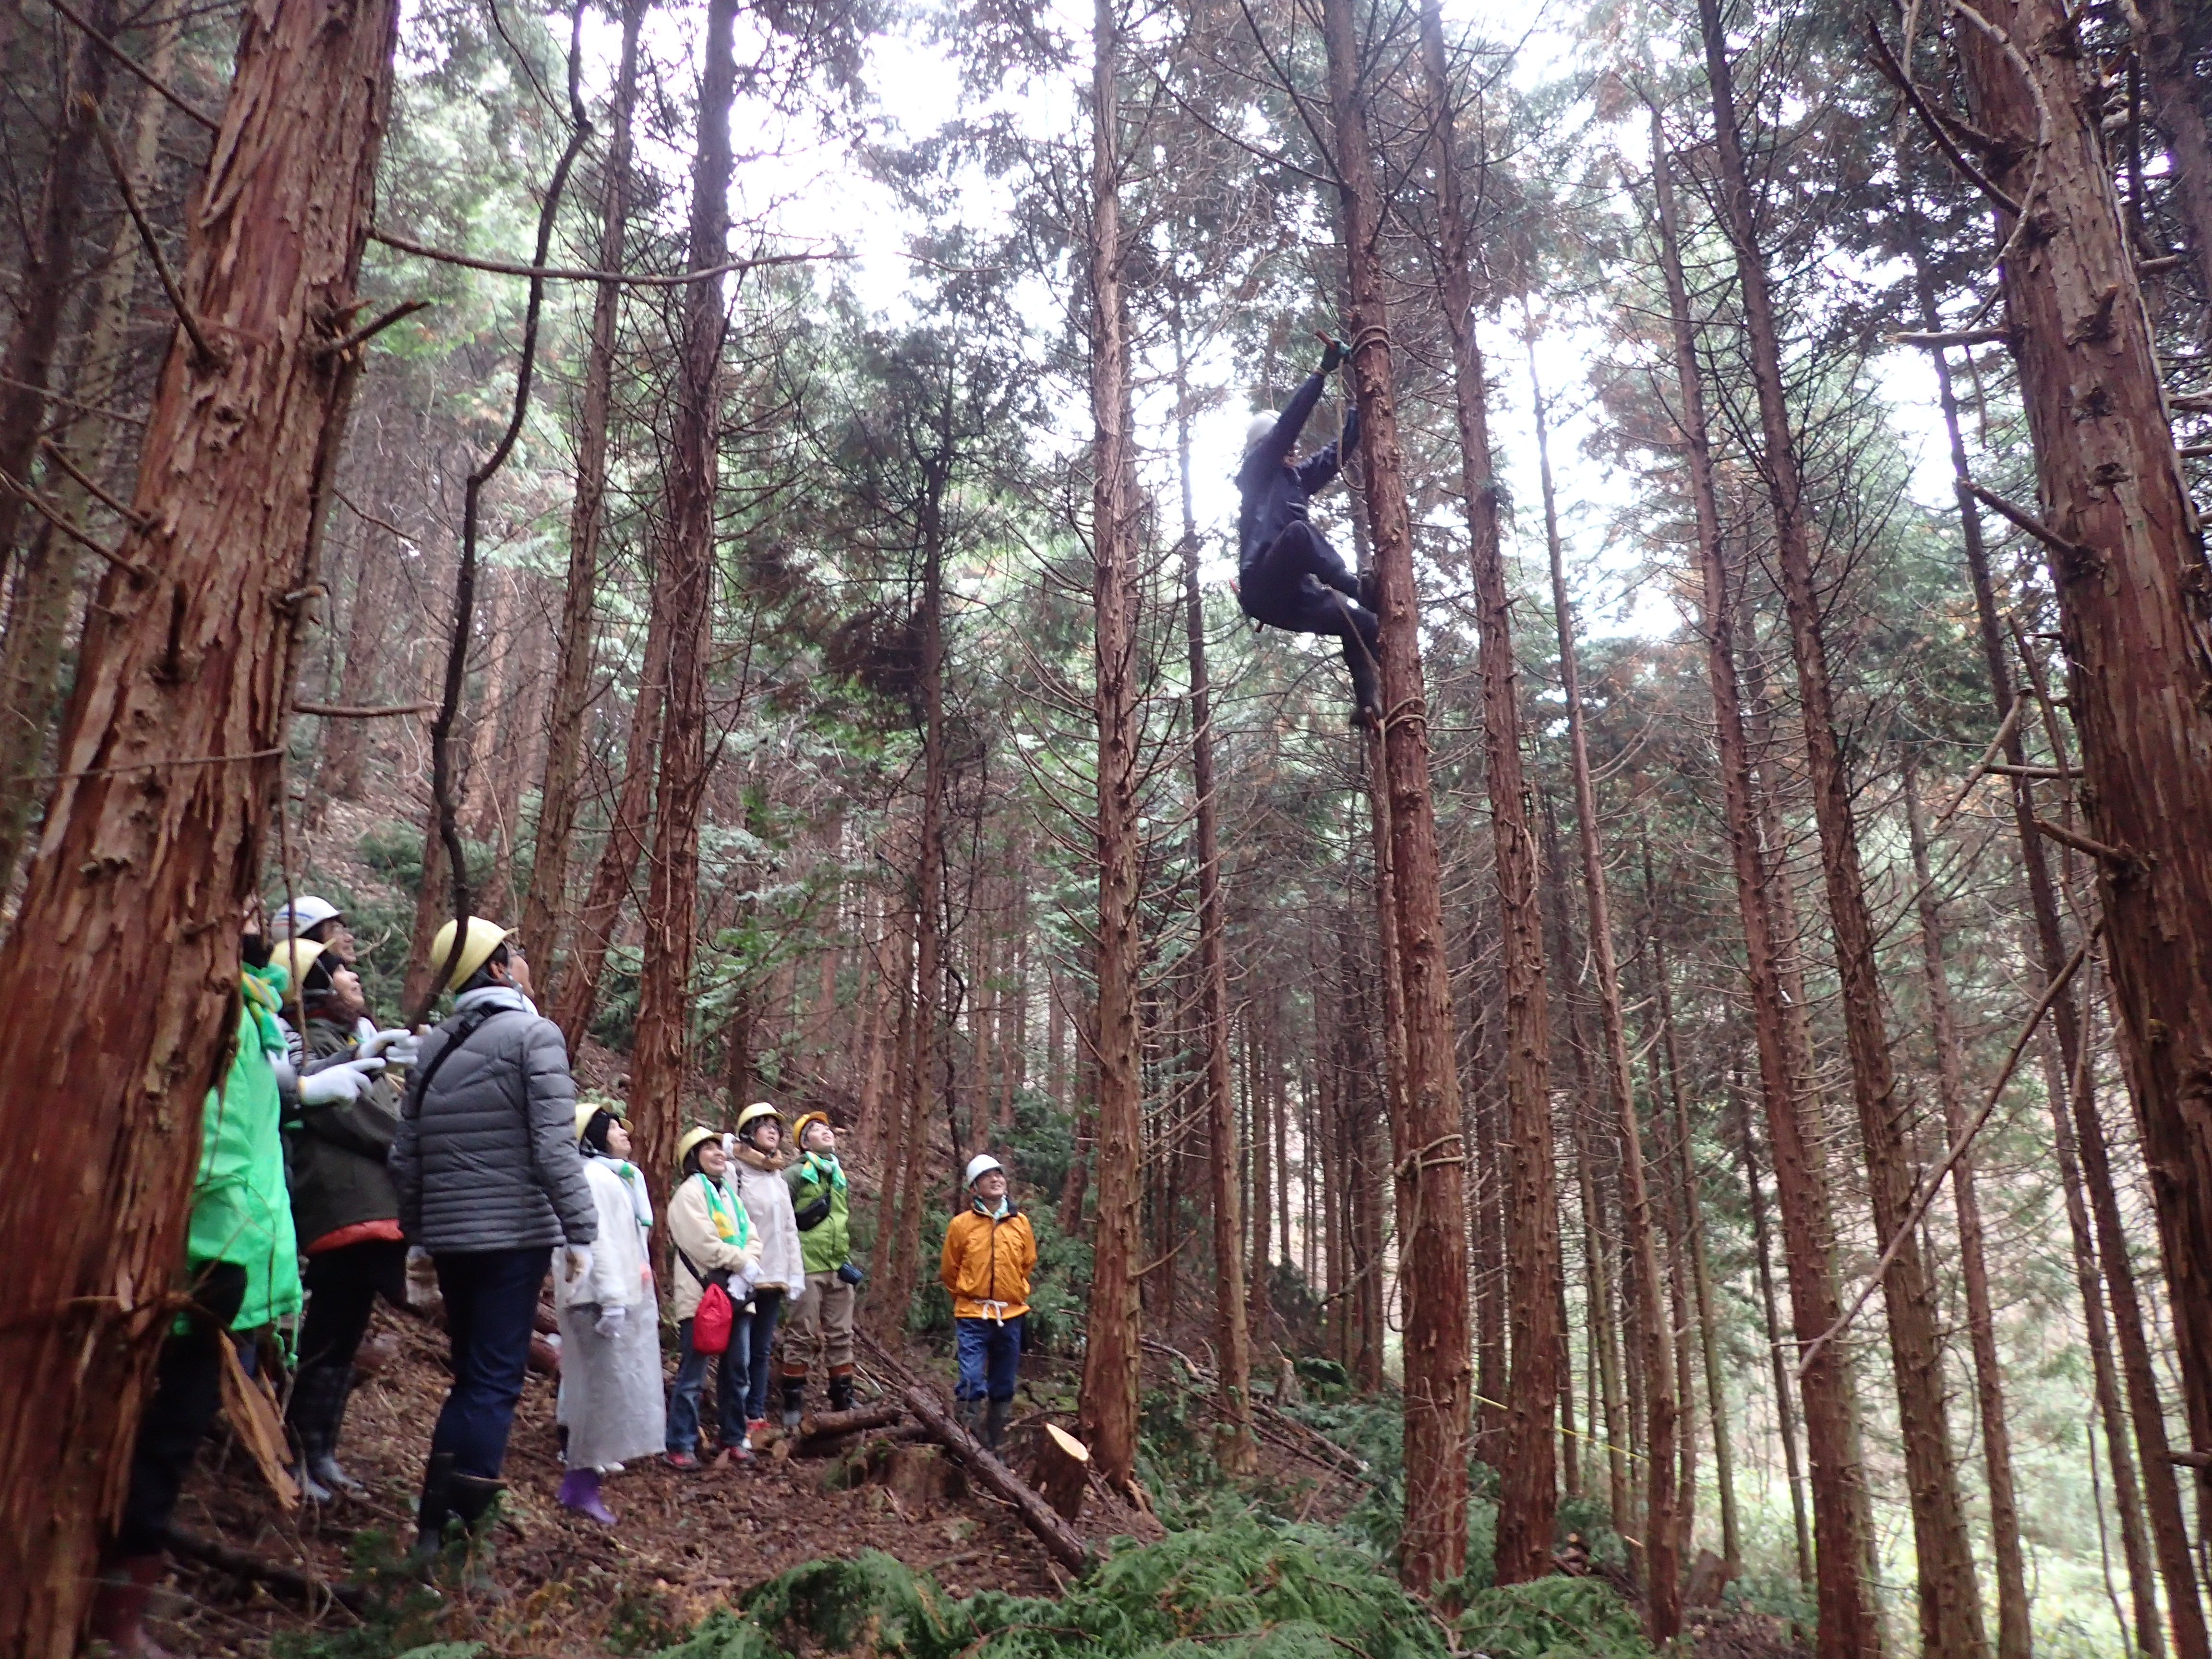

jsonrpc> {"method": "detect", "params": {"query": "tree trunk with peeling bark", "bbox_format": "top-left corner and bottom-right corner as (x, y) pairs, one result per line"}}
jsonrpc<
(0, 0), (399, 1643)
(1330, 0), (1472, 1590)
(625, 0), (736, 1194)
(1950, 0), (2212, 1580)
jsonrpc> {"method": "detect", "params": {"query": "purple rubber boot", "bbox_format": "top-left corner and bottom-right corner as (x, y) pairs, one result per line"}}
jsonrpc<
(556, 1466), (617, 1526)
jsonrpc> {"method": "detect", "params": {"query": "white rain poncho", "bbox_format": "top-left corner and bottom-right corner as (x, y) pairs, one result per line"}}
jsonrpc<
(554, 1157), (664, 1470)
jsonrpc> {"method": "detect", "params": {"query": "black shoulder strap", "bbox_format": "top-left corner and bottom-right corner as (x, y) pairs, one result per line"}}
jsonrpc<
(400, 1005), (505, 1120)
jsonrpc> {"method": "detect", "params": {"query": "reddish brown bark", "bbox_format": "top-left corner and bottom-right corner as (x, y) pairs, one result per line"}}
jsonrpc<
(1695, 9), (1986, 1649)
(1903, 764), (2031, 1659)
(2130, 0), (2212, 310)
(520, 0), (644, 972)
(1648, 111), (1873, 1658)
(1952, 0), (2212, 1597)
(0, 0), (398, 1643)
(1330, 0), (1472, 1589)
(1531, 342), (1676, 1637)
(1074, 0), (1142, 1492)
(625, 0), (736, 1191)
(545, 597), (666, 1041)
(1175, 322), (1254, 1472)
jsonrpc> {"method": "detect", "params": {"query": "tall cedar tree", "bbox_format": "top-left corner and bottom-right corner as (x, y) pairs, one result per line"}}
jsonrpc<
(1531, 342), (1677, 1639)
(1076, 0), (1144, 1492)
(1693, 5), (1989, 1651)
(1946, 0), (2212, 1581)
(1647, 110), (1875, 1656)
(524, 0), (647, 977)
(1175, 316), (1257, 1473)
(627, 0), (740, 1191)
(0, 0), (400, 1645)
(1327, 0), (1473, 1591)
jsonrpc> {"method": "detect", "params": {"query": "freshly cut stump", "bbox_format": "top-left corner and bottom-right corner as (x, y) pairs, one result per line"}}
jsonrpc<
(1034, 1424), (1091, 1521)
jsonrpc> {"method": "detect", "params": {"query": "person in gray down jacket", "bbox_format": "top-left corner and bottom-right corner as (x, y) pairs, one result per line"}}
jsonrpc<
(388, 915), (596, 1557)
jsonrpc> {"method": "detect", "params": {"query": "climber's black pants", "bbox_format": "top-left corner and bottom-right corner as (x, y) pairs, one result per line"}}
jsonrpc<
(114, 1260), (247, 1555)
(1239, 522), (1380, 711)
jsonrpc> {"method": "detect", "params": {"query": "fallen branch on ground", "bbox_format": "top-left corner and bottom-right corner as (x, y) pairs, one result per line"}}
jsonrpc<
(902, 1386), (1090, 1573)
(164, 1527), (369, 1615)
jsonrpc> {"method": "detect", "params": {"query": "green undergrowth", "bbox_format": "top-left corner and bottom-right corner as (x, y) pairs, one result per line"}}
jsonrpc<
(648, 1519), (1659, 1659)
(656, 1523), (1455, 1659)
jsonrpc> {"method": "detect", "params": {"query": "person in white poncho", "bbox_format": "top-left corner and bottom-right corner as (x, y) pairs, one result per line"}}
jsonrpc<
(553, 1099), (664, 1524)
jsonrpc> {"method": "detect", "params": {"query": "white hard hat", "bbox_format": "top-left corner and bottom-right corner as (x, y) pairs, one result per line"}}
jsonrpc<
(1243, 414), (1276, 455)
(272, 895), (342, 937)
(964, 1154), (1004, 1187)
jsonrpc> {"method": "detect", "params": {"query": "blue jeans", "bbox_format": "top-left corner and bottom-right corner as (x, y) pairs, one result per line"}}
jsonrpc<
(667, 1310), (752, 1453)
(430, 1247), (548, 1479)
(955, 1314), (1023, 1403)
(745, 1288), (785, 1420)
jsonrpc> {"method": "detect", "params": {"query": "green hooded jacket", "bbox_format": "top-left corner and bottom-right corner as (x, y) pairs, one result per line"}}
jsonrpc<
(787, 1150), (850, 1275)
(185, 963), (302, 1331)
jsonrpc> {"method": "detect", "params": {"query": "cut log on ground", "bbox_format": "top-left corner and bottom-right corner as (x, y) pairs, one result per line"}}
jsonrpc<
(903, 1386), (1090, 1573)
(798, 1401), (904, 1440)
(1034, 1423), (1091, 1521)
(165, 1527), (369, 1615)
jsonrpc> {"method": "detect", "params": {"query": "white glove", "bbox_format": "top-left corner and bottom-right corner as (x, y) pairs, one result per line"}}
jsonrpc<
(359, 1027), (421, 1065)
(593, 1303), (626, 1339)
(406, 1247), (439, 1307)
(731, 1263), (760, 1301)
(355, 1015), (378, 1045)
(563, 1245), (593, 1285)
(298, 1056), (386, 1106)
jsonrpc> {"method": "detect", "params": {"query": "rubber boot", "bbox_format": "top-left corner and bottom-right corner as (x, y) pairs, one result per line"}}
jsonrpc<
(448, 1473), (506, 1533)
(957, 1396), (984, 1441)
(289, 1364), (367, 1500)
(445, 1474), (509, 1593)
(87, 1554), (174, 1658)
(410, 1452), (457, 1562)
(780, 1374), (806, 1431)
(983, 1396), (1012, 1453)
(557, 1466), (617, 1526)
(828, 1368), (855, 1412)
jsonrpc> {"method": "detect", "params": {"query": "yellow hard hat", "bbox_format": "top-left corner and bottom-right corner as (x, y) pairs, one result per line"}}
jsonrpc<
(273, 937), (327, 1004)
(675, 1125), (722, 1170)
(792, 1110), (833, 1144)
(428, 915), (513, 993)
(735, 1100), (783, 1141)
(574, 1098), (624, 1142)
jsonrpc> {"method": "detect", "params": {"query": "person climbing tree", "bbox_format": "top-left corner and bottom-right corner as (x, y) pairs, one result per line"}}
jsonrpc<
(1235, 336), (1381, 725)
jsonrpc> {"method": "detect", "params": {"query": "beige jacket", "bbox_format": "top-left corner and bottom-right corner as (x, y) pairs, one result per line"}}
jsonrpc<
(664, 1172), (761, 1322)
(730, 1143), (806, 1293)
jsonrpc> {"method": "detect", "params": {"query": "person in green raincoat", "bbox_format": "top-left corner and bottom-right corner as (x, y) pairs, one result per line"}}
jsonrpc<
(89, 926), (386, 1656)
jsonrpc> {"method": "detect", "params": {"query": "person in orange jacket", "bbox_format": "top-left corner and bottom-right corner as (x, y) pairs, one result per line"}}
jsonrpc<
(938, 1154), (1036, 1450)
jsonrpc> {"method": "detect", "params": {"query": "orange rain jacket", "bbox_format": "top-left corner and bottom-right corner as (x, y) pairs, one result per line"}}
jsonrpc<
(939, 1204), (1037, 1320)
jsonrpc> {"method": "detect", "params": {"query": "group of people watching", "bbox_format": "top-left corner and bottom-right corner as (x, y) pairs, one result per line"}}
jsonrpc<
(89, 901), (1036, 1659)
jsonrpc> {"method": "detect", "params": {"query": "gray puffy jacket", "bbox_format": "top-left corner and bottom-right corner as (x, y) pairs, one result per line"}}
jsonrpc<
(387, 990), (597, 1253)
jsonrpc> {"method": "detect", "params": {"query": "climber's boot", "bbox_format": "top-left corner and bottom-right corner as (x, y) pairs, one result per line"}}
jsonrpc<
(410, 1452), (457, 1563)
(289, 1364), (367, 1500)
(780, 1373), (806, 1431)
(983, 1396), (1012, 1454)
(957, 1395), (985, 1442)
(828, 1367), (855, 1412)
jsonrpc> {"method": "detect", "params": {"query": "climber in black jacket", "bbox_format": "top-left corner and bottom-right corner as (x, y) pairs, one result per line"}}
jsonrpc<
(1236, 336), (1381, 725)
